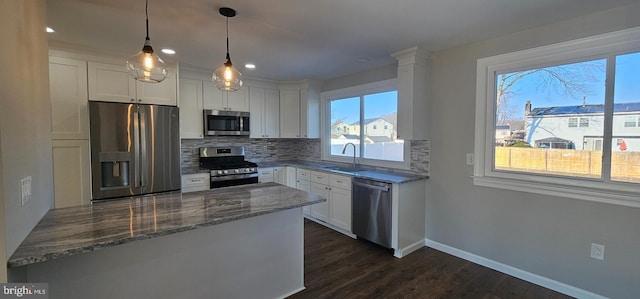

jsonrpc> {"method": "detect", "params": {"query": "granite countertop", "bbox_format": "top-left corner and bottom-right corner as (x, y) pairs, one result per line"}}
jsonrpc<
(7, 183), (324, 268)
(257, 160), (428, 184)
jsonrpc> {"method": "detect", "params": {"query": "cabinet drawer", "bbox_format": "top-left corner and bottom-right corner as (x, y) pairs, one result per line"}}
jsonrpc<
(310, 171), (330, 185)
(330, 174), (351, 190)
(296, 168), (310, 181)
(259, 168), (273, 176)
(182, 173), (210, 193)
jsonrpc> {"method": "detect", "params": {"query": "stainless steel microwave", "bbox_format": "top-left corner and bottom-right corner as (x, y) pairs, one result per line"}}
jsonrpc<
(203, 110), (250, 136)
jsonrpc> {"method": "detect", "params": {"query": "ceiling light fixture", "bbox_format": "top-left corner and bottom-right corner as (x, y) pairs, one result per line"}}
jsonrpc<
(126, 0), (167, 83)
(244, 63), (256, 69)
(212, 7), (242, 92)
(46, 27), (55, 33)
(161, 48), (176, 55)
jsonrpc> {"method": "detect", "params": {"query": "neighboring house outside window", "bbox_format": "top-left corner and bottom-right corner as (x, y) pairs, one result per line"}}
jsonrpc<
(322, 79), (407, 168)
(474, 27), (640, 207)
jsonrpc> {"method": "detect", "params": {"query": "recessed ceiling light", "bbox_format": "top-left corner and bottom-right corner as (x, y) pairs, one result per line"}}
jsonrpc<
(161, 48), (176, 55)
(46, 27), (55, 33)
(357, 58), (370, 63)
(244, 63), (256, 69)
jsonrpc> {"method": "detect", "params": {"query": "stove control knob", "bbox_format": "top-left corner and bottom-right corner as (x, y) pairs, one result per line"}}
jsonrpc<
(217, 170), (223, 175)
(249, 168), (255, 172)
(245, 168), (250, 172)
(234, 169), (240, 173)
(223, 170), (229, 174)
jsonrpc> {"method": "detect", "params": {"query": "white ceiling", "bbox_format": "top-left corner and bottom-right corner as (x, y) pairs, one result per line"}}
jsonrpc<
(47, 0), (637, 81)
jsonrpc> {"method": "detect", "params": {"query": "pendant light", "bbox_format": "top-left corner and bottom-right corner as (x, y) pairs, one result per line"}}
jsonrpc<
(126, 0), (167, 83)
(212, 7), (243, 91)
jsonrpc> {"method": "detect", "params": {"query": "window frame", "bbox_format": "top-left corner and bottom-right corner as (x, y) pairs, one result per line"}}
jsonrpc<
(474, 27), (640, 208)
(320, 79), (410, 169)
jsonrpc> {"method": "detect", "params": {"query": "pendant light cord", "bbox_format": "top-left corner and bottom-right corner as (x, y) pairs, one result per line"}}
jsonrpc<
(145, 0), (150, 39)
(225, 16), (230, 58)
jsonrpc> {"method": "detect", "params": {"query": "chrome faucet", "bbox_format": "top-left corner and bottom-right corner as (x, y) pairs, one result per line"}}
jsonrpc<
(341, 142), (358, 169)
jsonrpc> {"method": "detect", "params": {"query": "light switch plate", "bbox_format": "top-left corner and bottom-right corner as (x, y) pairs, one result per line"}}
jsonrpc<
(466, 153), (474, 165)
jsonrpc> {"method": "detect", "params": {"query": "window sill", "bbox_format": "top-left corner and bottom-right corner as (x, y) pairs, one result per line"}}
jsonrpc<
(472, 175), (640, 208)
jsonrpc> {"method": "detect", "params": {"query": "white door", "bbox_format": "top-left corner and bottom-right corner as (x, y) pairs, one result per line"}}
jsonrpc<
(249, 87), (265, 138)
(264, 89), (280, 138)
(136, 67), (177, 106)
(87, 62), (136, 103)
(52, 140), (91, 208)
(203, 81), (226, 110)
(310, 182), (329, 222)
(49, 57), (89, 139)
(279, 89), (301, 138)
(179, 78), (204, 139)
(329, 187), (352, 231)
(225, 88), (249, 112)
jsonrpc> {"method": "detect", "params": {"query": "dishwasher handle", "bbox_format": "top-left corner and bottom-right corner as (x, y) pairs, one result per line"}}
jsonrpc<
(353, 180), (390, 192)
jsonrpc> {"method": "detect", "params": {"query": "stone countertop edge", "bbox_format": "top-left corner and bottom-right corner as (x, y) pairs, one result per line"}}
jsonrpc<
(256, 160), (429, 184)
(7, 183), (325, 268)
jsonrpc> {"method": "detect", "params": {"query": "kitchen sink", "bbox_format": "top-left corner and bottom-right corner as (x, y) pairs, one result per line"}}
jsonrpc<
(321, 166), (363, 174)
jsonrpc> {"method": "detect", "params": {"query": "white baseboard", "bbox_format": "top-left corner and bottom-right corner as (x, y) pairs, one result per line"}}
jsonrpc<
(394, 239), (425, 258)
(425, 239), (607, 299)
(303, 215), (357, 239)
(277, 286), (305, 299)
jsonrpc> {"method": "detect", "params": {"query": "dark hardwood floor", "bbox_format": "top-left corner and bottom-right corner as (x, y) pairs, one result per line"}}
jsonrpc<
(289, 219), (573, 299)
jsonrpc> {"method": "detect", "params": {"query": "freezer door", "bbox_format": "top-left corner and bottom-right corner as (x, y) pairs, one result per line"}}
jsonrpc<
(89, 102), (139, 199)
(138, 104), (181, 195)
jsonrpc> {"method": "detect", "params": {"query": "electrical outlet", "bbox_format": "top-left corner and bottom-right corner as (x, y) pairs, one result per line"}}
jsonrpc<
(466, 153), (474, 165)
(20, 176), (32, 206)
(590, 243), (605, 260)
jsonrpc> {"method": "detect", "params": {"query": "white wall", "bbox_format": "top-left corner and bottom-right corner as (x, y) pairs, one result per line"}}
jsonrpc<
(428, 3), (640, 298)
(322, 64), (397, 92)
(0, 0), (54, 273)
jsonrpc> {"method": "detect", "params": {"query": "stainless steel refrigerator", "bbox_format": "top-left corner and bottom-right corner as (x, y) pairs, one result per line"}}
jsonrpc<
(89, 101), (181, 200)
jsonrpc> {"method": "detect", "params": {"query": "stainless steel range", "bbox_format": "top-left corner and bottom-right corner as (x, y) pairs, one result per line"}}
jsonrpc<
(199, 146), (259, 188)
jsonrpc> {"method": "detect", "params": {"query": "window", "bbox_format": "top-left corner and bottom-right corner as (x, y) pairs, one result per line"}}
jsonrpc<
(475, 27), (640, 207)
(624, 116), (638, 127)
(568, 117), (590, 128)
(579, 117), (590, 127)
(322, 79), (406, 167)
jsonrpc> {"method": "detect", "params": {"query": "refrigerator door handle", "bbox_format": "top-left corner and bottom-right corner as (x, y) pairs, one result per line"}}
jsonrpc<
(133, 110), (141, 188)
(139, 109), (148, 188)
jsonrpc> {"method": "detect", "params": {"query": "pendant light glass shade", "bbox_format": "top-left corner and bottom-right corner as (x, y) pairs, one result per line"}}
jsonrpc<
(212, 7), (242, 91)
(213, 56), (243, 91)
(126, 0), (167, 83)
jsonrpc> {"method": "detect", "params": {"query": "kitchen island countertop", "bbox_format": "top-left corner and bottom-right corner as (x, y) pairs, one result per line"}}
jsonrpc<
(7, 183), (324, 268)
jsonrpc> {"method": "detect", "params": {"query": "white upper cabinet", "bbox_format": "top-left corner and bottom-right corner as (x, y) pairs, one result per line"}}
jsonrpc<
(279, 89), (301, 138)
(203, 81), (249, 112)
(392, 46), (430, 140)
(88, 61), (177, 106)
(249, 86), (280, 138)
(279, 80), (321, 138)
(49, 56), (89, 139)
(179, 78), (204, 139)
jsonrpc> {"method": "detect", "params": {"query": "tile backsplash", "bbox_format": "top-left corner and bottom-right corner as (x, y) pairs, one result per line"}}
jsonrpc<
(181, 137), (429, 176)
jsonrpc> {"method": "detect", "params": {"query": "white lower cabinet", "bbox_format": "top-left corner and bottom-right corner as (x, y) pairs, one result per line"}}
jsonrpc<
(328, 185), (351, 231)
(181, 173), (210, 193)
(258, 167), (274, 183)
(309, 182), (330, 222)
(52, 140), (91, 208)
(308, 171), (352, 234)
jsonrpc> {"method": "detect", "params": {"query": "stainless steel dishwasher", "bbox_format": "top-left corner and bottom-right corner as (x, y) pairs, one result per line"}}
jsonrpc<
(352, 177), (392, 248)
